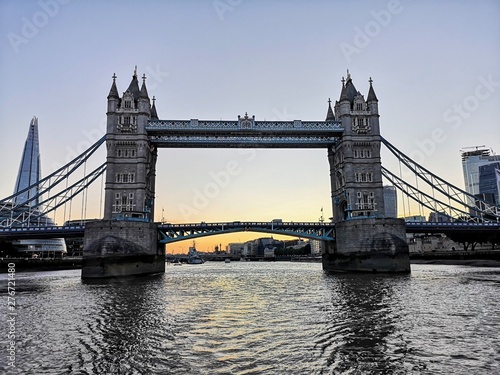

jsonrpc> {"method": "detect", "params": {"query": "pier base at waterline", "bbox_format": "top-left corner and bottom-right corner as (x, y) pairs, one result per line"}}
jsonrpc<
(82, 221), (165, 279)
(322, 218), (410, 273)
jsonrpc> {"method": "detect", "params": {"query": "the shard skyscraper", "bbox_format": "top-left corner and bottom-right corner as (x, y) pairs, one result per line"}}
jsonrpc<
(13, 116), (41, 207)
(7, 117), (67, 256)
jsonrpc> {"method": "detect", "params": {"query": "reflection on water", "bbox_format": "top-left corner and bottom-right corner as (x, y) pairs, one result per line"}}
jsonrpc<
(321, 274), (411, 374)
(1, 264), (499, 374)
(79, 275), (185, 374)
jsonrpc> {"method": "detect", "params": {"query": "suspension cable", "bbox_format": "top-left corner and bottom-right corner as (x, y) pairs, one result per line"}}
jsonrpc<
(398, 158), (407, 218)
(80, 159), (87, 225)
(99, 172), (104, 219)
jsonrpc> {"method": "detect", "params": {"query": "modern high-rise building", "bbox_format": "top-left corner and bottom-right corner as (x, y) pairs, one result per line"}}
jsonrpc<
(461, 147), (500, 196)
(461, 147), (500, 214)
(13, 117), (41, 207)
(5, 117), (67, 256)
(478, 162), (500, 206)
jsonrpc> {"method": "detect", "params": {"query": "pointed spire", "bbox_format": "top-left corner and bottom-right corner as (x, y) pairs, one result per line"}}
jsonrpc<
(339, 70), (357, 105)
(140, 73), (149, 99)
(13, 117), (41, 207)
(326, 98), (335, 121)
(367, 77), (378, 102)
(107, 73), (119, 99)
(150, 96), (158, 119)
(126, 67), (141, 100)
(339, 77), (349, 102)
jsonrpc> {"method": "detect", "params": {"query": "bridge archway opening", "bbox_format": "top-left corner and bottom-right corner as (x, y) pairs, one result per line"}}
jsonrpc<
(165, 230), (318, 258)
(156, 148), (332, 226)
(163, 230), (315, 256)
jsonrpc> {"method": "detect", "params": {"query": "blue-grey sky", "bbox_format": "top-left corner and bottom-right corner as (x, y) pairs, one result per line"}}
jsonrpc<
(1, 0), (499, 250)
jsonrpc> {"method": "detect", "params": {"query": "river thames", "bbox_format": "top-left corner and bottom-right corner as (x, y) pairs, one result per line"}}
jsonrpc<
(1, 262), (499, 374)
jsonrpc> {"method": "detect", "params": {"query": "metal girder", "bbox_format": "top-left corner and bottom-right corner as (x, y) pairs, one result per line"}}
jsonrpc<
(146, 119), (343, 148)
(0, 225), (85, 239)
(157, 221), (336, 243)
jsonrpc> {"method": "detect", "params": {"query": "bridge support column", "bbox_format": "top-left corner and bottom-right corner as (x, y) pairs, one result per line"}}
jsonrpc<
(82, 221), (165, 279)
(323, 218), (410, 273)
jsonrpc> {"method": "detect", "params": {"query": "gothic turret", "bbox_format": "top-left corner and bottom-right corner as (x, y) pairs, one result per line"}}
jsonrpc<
(107, 74), (119, 99)
(325, 98), (335, 121)
(150, 96), (158, 120)
(367, 77), (379, 115)
(140, 78), (149, 99)
(338, 73), (352, 117)
(126, 67), (141, 105)
(138, 74), (151, 114)
(107, 74), (119, 113)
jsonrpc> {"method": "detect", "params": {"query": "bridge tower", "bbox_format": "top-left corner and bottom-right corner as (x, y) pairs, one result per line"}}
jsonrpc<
(82, 68), (164, 278)
(323, 72), (410, 273)
(103, 68), (158, 221)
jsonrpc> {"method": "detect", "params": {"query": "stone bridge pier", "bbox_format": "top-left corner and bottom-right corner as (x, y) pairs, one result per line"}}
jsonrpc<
(323, 218), (410, 273)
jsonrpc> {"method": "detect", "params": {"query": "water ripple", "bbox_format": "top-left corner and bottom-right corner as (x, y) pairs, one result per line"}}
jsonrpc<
(1, 264), (500, 374)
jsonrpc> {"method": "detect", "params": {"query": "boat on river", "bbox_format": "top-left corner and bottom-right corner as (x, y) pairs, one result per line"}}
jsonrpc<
(187, 241), (205, 264)
(187, 256), (205, 264)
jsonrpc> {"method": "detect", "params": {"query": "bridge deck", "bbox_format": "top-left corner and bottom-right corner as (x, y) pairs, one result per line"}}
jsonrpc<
(146, 119), (344, 148)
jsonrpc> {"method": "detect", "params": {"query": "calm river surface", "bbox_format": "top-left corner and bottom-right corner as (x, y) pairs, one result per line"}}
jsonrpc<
(1, 262), (499, 374)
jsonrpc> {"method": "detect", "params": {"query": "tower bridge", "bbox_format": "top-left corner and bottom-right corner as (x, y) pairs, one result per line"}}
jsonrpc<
(86, 68), (411, 278)
(2, 68), (499, 278)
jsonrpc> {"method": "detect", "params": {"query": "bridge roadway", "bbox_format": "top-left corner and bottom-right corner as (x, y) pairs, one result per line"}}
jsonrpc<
(145, 119), (344, 148)
(0, 221), (499, 242)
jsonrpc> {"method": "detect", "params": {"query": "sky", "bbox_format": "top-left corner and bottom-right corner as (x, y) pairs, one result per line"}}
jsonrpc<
(1, 0), (499, 253)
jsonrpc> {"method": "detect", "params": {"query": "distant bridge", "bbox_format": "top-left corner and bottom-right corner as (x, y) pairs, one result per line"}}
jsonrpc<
(157, 221), (335, 243)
